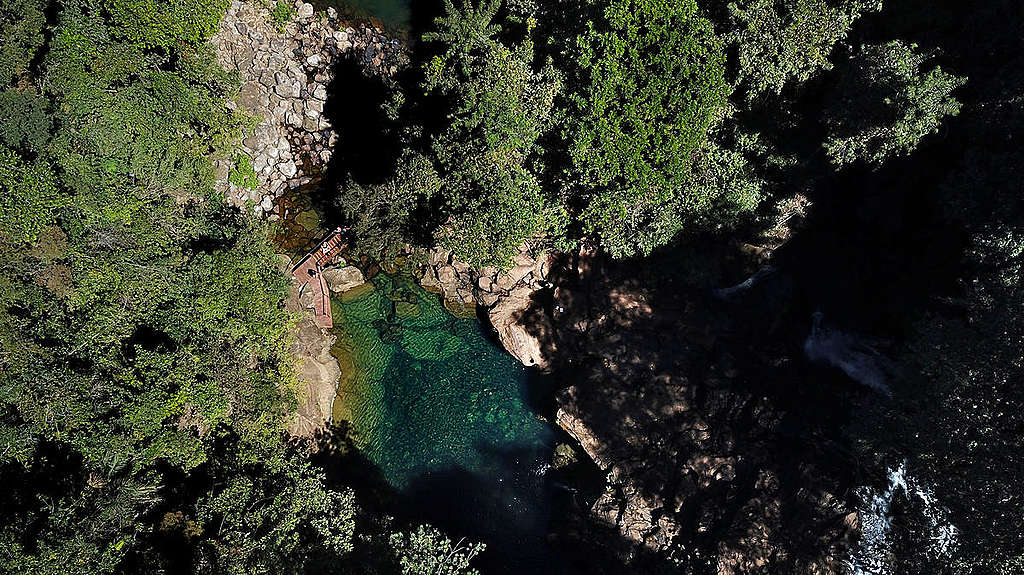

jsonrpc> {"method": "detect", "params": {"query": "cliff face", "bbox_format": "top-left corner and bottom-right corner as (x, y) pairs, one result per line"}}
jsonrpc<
(481, 246), (859, 574)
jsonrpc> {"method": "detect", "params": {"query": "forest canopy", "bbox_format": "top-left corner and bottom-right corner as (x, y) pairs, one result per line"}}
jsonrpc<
(0, 0), (995, 572)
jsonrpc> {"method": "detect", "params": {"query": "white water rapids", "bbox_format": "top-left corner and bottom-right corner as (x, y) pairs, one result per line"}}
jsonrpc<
(846, 461), (960, 574)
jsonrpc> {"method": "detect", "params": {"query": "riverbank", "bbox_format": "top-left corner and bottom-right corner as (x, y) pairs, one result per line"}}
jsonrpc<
(212, 0), (405, 219)
(212, 0), (405, 437)
(211, 3), (860, 573)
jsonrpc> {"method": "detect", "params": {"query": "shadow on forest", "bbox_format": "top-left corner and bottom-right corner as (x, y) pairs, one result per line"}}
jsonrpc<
(308, 1), (1022, 572)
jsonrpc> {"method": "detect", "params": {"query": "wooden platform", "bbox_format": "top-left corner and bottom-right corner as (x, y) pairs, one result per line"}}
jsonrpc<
(291, 227), (348, 328)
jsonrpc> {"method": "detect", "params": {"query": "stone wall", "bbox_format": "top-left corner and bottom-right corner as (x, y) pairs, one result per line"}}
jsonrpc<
(212, 0), (403, 218)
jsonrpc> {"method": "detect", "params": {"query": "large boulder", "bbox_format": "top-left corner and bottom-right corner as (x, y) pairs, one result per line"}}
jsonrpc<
(487, 286), (555, 370)
(322, 265), (365, 293)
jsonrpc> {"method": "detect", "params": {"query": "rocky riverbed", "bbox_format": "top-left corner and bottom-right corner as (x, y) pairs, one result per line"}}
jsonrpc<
(210, 3), (860, 571)
(212, 0), (404, 218)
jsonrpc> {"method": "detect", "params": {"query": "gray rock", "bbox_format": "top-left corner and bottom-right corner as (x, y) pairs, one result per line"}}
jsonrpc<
(237, 81), (263, 111)
(296, 2), (313, 18)
(260, 195), (274, 212)
(305, 54), (321, 67)
(322, 266), (365, 293)
(274, 83), (297, 98)
(279, 161), (298, 178)
(312, 84), (327, 100)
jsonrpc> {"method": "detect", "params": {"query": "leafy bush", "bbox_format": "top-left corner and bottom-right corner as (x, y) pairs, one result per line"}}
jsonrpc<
(726, 0), (881, 99)
(229, 153), (260, 190)
(271, 0), (295, 31)
(824, 40), (966, 166)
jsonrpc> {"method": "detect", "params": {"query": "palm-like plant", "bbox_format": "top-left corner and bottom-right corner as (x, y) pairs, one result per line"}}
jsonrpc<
(424, 0), (502, 49)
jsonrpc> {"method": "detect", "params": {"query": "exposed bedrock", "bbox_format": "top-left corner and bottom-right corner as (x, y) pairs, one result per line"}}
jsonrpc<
(212, 0), (404, 218)
(432, 239), (858, 574)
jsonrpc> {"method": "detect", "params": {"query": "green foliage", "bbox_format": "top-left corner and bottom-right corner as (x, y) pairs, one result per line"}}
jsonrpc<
(271, 1), (295, 31)
(193, 458), (357, 574)
(229, 153), (260, 190)
(390, 525), (485, 575)
(0, 0), (46, 86)
(0, 88), (51, 152)
(824, 40), (966, 166)
(422, 0), (564, 267)
(0, 145), (63, 243)
(562, 0), (733, 257)
(726, 0), (881, 98)
(102, 0), (230, 49)
(339, 151), (442, 258)
(0, 0), (361, 571)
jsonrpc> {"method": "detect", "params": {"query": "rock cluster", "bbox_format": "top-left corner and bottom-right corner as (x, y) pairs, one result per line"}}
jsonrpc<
(212, 0), (404, 217)
(322, 265), (365, 293)
(545, 249), (855, 574)
(419, 244), (559, 369)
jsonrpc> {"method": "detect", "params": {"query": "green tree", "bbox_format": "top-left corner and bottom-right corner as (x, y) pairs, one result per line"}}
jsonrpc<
(725, 0), (881, 99)
(0, 0), (356, 571)
(0, 146), (62, 243)
(0, 0), (46, 85)
(563, 0), (733, 257)
(422, 0), (564, 267)
(824, 40), (966, 166)
(193, 458), (357, 574)
(0, 88), (51, 152)
(390, 525), (485, 575)
(102, 0), (230, 49)
(338, 150), (442, 258)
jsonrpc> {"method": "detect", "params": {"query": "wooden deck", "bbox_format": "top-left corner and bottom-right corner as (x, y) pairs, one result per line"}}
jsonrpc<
(291, 227), (348, 328)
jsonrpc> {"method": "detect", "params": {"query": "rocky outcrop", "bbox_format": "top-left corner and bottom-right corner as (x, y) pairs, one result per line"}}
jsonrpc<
(212, 0), (404, 217)
(322, 265), (365, 293)
(419, 243), (559, 368)
(277, 255), (341, 439)
(488, 285), (554, 369)
(539, 246), (855, 574)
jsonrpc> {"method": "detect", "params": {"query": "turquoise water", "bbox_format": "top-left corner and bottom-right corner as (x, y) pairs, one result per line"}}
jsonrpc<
(331, 274), (554, 489)
(330, 274), (576, 574)
(321, 0), (413, 33)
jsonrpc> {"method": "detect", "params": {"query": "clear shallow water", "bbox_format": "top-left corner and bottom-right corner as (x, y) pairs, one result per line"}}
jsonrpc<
(320, 0), (413, 33)
(330, 273), (570, 573)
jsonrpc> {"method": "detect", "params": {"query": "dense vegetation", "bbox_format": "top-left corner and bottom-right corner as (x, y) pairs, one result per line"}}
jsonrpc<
(339, 0), (965, 267)
(4, 0), (1021, 572)
(0, 0), (480, 573)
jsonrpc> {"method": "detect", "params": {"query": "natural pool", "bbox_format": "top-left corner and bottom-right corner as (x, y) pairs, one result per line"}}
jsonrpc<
(330, 272), (573, 573)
